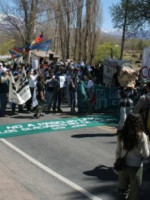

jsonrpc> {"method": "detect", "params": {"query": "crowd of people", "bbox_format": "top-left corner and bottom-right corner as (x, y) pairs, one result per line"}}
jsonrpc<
(0, 60), (103, 118)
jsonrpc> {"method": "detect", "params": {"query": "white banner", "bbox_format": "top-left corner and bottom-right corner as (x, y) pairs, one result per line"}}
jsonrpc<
(9, 68), (31, 105)
(32, 88), (38, 107)
(141, 47), (150, 80)
(103, 58), (130, 86)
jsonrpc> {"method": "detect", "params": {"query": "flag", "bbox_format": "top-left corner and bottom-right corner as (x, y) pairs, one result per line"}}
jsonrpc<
(32, 34), (43, 45)
(9, 68), (31, 104)
(30, 39), (52, 51)
(9, 50), (22, 59)
(12, 46), (24, 55)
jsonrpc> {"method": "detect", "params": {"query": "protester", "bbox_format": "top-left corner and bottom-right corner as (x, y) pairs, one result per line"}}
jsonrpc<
(0, 69), (10, 117)
(117, 64), (138, 132)
(0, 62), (3, 74)
(115, 113), (149, 200)
(53, 67), (66, 112)
(66, 65), (74, 106)
(33, 74), (46, 118)
(11, 66), (24, 114)
(117, 85), (137, 132)
(68, 67), (78, 113)
(45, 70), (57, 112)
(26, 69), (39, 113)
(86, 74), (94, 113)
(134, 82), (150, 136)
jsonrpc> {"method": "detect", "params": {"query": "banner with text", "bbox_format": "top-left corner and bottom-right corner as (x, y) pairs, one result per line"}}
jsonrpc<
(9, 68), (31, 104)
(0, 115), (118, 138)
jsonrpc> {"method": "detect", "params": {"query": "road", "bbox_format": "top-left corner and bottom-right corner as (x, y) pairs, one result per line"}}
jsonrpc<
(0, 105), (149, 200)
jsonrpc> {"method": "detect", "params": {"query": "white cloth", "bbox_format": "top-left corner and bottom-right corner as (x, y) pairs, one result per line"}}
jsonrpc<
(59, 75), (66, 88)
(28, 74), (38, 88)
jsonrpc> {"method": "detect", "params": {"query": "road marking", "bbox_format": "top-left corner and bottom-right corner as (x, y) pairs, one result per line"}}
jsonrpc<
(0, 115), (118, 138)
(0, 138), (102, 200)
(99, 126), (116, 133)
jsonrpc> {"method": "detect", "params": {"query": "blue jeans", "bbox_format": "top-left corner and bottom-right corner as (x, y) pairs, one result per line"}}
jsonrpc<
(53, 88), (63, 110)
(46, 90), (55, 110)
(69, 89), (76, 109)
(0, 93), (7, 115)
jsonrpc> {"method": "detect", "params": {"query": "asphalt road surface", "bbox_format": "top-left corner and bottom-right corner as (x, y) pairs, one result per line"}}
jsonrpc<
(0, 105), (149, 200)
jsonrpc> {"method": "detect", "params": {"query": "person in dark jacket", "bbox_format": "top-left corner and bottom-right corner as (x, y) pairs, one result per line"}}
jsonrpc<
(117, 86), (137, 131)
(0, 69), (9, 117)
(33, 75), (46, 118)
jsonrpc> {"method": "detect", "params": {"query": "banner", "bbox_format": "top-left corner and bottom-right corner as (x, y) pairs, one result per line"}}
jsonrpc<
(30, 39), (52, 51)
(32, 88), (38, 108)
(31, 53), (39, 70)
(9, 69), (31, 105)
(141, 47), (150, 80)
(103, 58), (130, 86)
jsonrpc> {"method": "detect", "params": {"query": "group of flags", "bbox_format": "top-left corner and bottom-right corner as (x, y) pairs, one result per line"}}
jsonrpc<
(9, 33), (52, 59)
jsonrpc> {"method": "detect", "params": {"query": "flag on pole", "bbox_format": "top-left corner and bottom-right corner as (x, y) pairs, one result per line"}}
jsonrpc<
(12, 46), (24, 55)
(30, 39), (52, 51)
(31, 33), (44, 45)
(9, 50), (23, 59)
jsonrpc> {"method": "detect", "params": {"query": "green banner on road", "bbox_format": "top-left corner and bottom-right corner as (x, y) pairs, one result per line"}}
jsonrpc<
(0, 115), (118, 138)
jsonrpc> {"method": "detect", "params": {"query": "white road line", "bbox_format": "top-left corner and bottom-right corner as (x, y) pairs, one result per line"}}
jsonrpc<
(0, 138), (102, 200)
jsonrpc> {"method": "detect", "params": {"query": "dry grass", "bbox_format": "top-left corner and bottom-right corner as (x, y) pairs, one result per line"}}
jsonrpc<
(123, 50), (142, 69)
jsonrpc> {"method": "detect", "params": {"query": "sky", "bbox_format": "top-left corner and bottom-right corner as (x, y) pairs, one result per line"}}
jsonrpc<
(101, 0), (120, 31)
(3, 0), (120, 31)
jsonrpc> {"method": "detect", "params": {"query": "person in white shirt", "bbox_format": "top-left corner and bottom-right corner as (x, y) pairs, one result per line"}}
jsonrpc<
(53, 67), (66, 112)
(26, 69), (39, 112)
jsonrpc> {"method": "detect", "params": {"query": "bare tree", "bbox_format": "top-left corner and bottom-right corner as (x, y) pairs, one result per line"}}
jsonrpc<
(88, 0), (101, 64)
(83, 0), (101, 64)
(73, 0), (83, 62)
(0, 0), (44, 46)
(0, 0), (102, 63)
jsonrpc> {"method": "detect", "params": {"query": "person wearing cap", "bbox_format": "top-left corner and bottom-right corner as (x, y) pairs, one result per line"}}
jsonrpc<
(0, 69), (10, 117)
